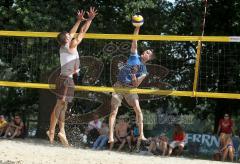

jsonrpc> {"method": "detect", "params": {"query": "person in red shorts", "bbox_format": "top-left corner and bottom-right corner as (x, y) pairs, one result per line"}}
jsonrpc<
(168, 124), (186, 156)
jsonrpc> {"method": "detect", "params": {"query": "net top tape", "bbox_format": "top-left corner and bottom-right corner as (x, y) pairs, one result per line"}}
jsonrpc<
(0, 31), (240, 42)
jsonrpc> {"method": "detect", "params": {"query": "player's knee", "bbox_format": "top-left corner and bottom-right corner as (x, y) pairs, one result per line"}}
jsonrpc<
(111, 98), (121, 109)
(57, 99), (65, 106)
(63, 103), (68, 111)
(111, 102), (120, 114)
(128, 100), (137, 108)
(110, 107), (118, 116)
(110, 109), (118, 117)
(130, 100), (140, 109)
(134, 108), (142, 115)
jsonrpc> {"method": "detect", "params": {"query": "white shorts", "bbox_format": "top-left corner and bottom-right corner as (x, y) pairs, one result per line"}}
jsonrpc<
(111, 93), (139, 108)
(169, 141), (185, 149)
(111, 82), (139, 108)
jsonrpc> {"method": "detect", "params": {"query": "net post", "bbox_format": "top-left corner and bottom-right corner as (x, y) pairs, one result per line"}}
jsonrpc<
(192, 40), (202, 97)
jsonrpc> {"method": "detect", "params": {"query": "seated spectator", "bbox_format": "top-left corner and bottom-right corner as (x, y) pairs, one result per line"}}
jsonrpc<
(88, 114), (102, 131)
(220, 133), (234, 162)
(127, 123), (139, 152)
(217, 113), (234, 148)
(158, 133), (168, 155)
(168, 124), (186, 156)
(0, 115), (8, 136)
(86, 114), (102, 145)
(92, 122), (109, 150)
(3, 115), (24, 139)
(110, 116), (129, 151)
(148, 133), (168, 156)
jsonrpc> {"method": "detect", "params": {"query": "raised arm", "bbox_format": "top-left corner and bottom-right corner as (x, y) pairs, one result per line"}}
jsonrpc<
(70, 7), (97, 48)
(69, 10), (86, 38)
(130, 26), (140, 53)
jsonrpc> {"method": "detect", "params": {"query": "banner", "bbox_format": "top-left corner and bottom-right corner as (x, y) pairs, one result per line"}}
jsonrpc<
(186, 133), (219, 154)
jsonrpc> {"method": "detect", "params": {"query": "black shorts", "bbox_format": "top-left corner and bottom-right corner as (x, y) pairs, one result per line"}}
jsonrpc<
(55, 75), (75, 102)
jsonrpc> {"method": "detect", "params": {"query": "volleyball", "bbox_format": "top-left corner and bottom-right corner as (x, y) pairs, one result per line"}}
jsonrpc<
(132, 15), (144, 27)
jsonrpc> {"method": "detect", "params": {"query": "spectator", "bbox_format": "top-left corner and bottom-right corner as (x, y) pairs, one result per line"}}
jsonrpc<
(127, 123), (139, 151)
(92, 122), (109, 150)
(110, 116), (129, 151)
(217, 113), (234, 147)
(168, 124), (186, 156)
(3, 115), (24, 139)
(148, 133), (168, 156)
(0, 115), (8, 136)
(86, 114), (102, 144)
(220, 133), (234, 162)
(88, 114), (102, 131)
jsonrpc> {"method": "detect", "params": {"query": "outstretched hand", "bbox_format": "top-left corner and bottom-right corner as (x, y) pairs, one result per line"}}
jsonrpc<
(87, 7), (98, 20)
(76, 10), (86, 21)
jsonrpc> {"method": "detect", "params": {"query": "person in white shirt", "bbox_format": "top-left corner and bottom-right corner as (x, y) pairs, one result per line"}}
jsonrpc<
(86, 114), (102, 144)
(92, 122), (109, 150)
(88, 114), (102, 131)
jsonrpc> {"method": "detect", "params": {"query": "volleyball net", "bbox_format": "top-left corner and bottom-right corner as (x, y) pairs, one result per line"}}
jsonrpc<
(1, 31), (240, 99)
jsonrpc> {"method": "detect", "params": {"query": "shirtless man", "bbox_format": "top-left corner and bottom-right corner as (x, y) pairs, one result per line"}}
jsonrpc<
(3, 115), (24, 139)
(110, 117), (129, 151)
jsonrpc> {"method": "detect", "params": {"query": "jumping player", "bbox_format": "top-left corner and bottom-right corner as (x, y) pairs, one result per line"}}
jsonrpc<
(108, 25), (155, 144)
(47, 7), (97, 147)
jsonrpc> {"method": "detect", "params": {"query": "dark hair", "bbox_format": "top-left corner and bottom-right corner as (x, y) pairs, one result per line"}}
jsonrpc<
(57, 31), (68, 45)
(173, 124), (184, 135)
(148, 49), (156, 60)
(102, 120), (107, 124)
(14, 113), (20, 117)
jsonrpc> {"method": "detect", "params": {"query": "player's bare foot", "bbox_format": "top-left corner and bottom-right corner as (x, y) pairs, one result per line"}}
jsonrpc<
(108, 137), (114, 143)
(58, 132), (70, 147)
(46, 130), (54, 144)
(138, 136), (147, 141)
